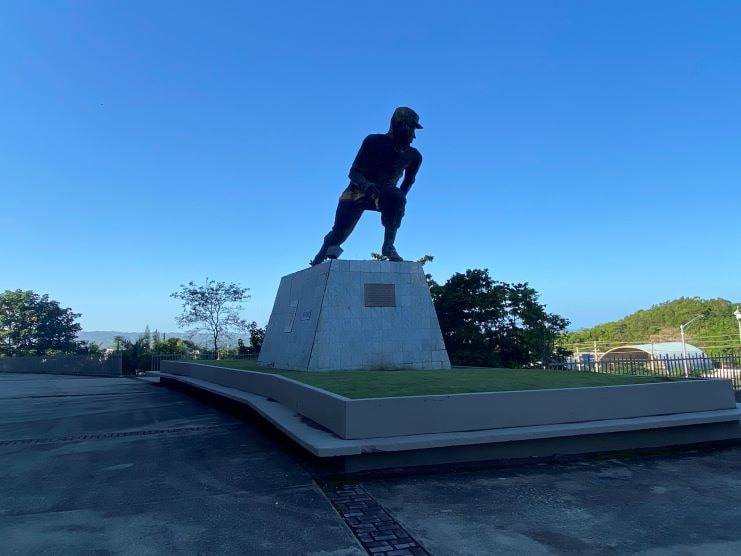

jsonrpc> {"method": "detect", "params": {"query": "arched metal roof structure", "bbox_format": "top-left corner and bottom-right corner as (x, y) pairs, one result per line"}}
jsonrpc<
(600, 342), (712, 371)
(601, 342), (707, 359)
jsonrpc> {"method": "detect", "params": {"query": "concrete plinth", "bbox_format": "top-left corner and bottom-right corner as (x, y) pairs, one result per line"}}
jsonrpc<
(258, 259), (451, 371)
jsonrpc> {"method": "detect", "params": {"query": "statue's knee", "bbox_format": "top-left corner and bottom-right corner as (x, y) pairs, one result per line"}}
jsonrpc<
(381, 213), (402, 229)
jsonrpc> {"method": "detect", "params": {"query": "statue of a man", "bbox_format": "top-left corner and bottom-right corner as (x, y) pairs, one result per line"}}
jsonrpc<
(310, 107), (423, 265)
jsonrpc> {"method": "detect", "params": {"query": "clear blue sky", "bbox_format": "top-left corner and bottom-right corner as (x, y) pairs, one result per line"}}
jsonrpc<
(2, 1), (740, 333)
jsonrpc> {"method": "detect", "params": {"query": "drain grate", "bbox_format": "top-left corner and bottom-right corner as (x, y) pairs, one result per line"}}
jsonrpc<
(323, 483), (429, 555)
(0, 423), (241, 446)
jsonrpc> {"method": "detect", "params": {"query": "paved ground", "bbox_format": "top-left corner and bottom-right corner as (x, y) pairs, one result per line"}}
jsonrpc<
(4, 372), (741, 555)
(0, 373), (363, 556)
(364, 452), (741, 555)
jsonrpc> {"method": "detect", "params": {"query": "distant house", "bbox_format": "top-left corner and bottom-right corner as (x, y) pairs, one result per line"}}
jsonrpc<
(599, 341), (713, 371)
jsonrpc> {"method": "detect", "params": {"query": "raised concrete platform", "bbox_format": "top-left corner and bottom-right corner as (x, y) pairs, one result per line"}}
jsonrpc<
(161, 362), (741, 472)
(258, 259), (450, 371)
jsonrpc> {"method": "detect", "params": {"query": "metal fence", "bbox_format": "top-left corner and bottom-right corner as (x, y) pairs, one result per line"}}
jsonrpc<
(150, 352), (257, 372)
(0, 353), (123, 377)
(547, 353), (741, 388)
(150, 350), (741, 389)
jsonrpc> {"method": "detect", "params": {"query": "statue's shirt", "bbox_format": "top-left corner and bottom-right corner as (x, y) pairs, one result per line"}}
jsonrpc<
(349, 134), (422, 189)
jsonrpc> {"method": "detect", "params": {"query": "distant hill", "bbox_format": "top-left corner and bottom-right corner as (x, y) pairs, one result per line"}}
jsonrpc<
(76, 331), (239, 350)
(564, 297), (741, 355)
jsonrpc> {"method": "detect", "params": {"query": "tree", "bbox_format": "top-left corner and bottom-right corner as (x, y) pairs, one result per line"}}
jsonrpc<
(370, 252), (434, 265)
(152, 336), (198, 355)
(247, 321), (265, 354)
(170, 279), (250, 357)
(116, 335), (150, 374)
(112, 335), (128, 351)
(371, 253), (436, 287)
(0, 289), (83, 356)
(116, 327), (201, 374)
(76, 340), (102, 355)
(237, 338), (249, 356)
(430, 269), (569, 368)
(142, 325), (152, 350)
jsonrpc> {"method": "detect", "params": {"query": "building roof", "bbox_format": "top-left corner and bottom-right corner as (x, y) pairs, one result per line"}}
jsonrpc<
(601, 342), (708, 359)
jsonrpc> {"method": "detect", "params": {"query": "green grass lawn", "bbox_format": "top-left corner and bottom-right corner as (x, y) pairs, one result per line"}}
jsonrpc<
(207, 358), (674, 399)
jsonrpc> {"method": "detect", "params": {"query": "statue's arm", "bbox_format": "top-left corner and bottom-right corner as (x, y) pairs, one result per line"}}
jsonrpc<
(400, 151), (422, 195)
(348, 168), (377, 192)
(348, 136), (379, 195)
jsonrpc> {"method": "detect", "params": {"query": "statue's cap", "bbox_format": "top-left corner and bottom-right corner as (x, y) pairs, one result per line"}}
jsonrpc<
(392, 107), (423, 129)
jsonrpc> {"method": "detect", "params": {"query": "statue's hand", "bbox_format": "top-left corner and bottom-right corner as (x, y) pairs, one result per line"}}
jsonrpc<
(363, 183), (380, 198)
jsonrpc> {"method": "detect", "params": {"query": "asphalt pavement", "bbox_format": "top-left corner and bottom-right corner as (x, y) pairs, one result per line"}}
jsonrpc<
(3, 372), (741, 555)
(0, 373), (362, 555)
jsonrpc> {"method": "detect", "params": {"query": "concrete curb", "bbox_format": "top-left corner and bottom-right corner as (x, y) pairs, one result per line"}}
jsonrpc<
(160, 368), (741, 472)
(161, 361), (737, 439)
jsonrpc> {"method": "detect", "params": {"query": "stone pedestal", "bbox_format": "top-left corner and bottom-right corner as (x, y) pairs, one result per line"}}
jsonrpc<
(258, 259), (451, 371)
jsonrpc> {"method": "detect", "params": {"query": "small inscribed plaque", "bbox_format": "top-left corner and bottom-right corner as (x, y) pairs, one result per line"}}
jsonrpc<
(284, 300), (298, 333)
(364, 283), (396, 307)
(301, 309), (312, 321)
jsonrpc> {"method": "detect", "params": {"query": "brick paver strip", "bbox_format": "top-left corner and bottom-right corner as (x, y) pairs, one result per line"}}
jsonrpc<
(323, 483), (431, 556)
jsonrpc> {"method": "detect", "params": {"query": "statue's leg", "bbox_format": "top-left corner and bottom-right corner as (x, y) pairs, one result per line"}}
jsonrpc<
(379, 188), (406, 261)
(381, 227), (403, 261)
(310, 200), (364, 265)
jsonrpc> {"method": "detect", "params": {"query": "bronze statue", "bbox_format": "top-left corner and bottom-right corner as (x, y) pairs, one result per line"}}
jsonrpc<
(310, 107), (423, 265)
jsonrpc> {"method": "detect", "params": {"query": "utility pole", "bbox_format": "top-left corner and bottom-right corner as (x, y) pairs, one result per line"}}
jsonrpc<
(593, 340), (598, 371)
(680, 315), (704, 378)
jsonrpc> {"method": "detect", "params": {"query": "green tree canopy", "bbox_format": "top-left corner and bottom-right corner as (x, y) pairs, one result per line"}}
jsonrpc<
(152, 336), (199, 355)
(0, 289), (83, 356)
(171, 279), (250, 356)
(565, 297), (741, 355)
(115, 328), (201, 374)
(430, 269), (569, 368)
(246, 321), (265, 354)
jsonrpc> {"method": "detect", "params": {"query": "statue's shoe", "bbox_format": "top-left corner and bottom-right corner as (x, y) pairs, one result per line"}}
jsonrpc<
(381, 244), (403, 262)
(310, 245), (343, 266)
